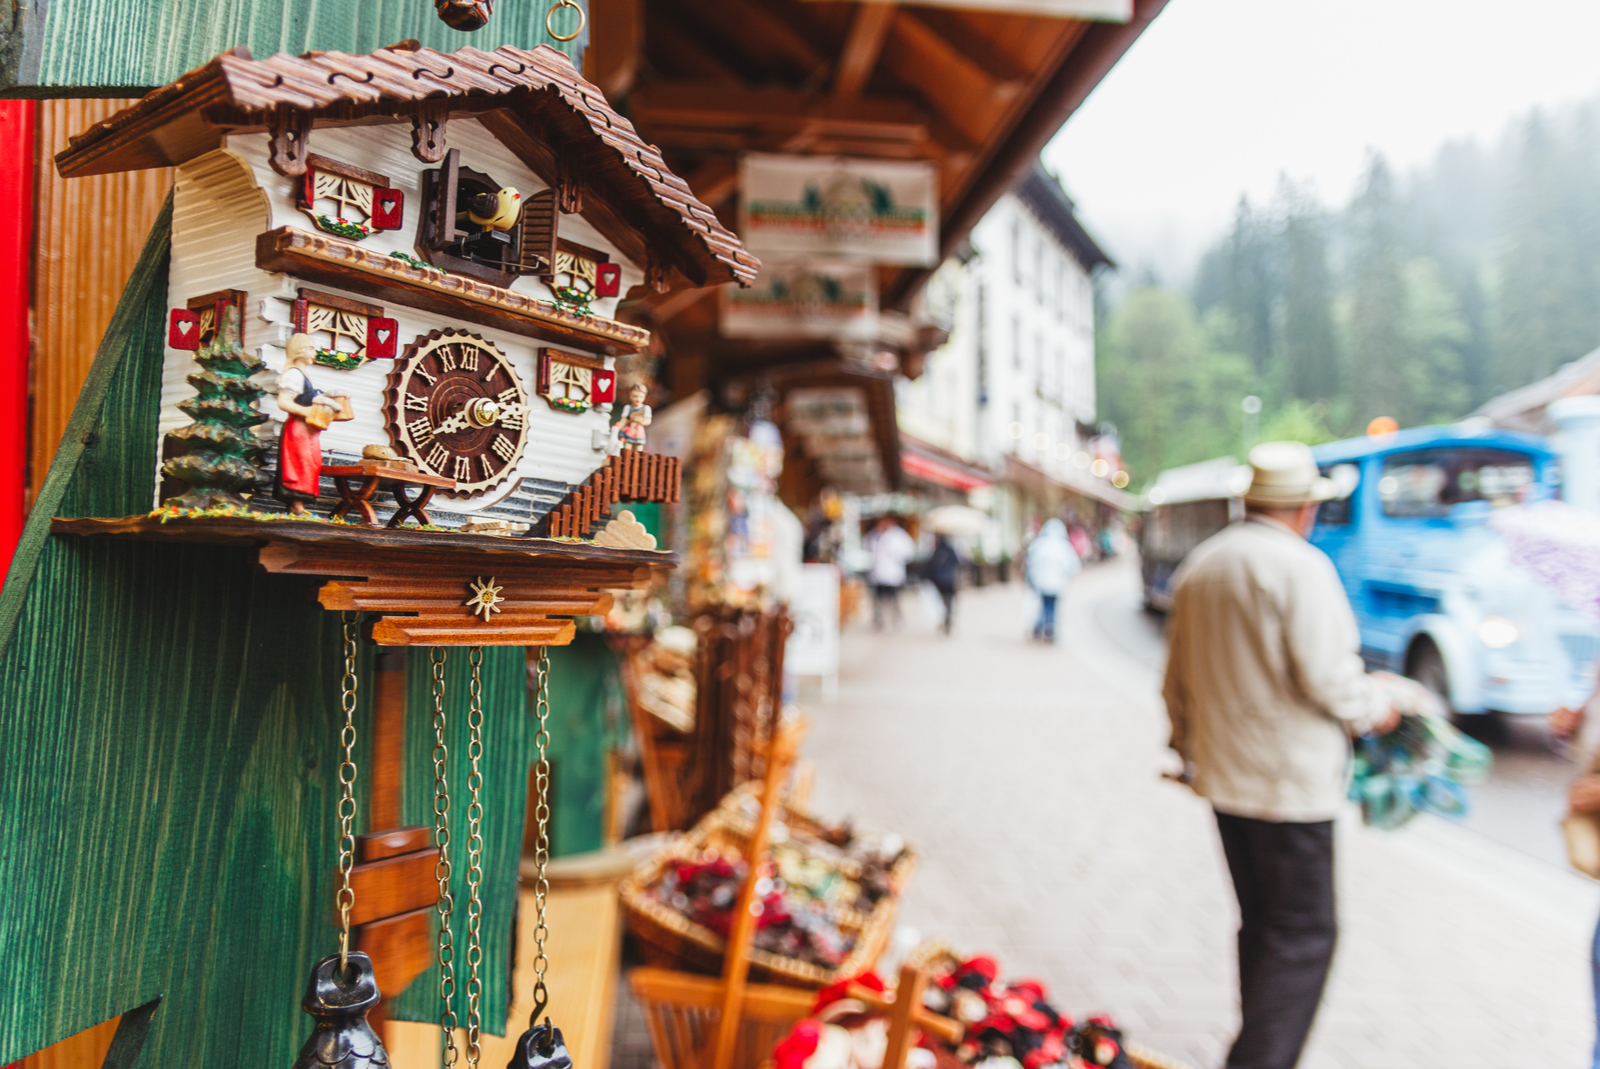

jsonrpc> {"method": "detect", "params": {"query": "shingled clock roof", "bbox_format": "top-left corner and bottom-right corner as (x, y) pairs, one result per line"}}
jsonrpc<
(56, 42), (759, 290)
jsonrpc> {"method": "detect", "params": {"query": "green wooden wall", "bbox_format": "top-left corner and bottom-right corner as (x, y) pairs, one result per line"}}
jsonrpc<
(547, 633), (626, 858)
(0, 195), (529, 1064)
(2, 0), (584, 95)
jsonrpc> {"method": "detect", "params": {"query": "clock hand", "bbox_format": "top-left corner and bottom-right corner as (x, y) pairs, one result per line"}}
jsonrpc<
(433, 410), (474, 436)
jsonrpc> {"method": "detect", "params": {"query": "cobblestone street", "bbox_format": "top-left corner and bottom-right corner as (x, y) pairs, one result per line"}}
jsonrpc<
(802, 562), (1600, 1069)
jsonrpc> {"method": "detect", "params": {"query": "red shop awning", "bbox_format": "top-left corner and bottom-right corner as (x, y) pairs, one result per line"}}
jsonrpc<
(901, 449), (992, 493)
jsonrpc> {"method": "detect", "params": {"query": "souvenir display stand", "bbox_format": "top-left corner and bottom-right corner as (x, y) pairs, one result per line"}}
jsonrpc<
(0, 40), (757, 1069)
(626, 720), (957, 1069)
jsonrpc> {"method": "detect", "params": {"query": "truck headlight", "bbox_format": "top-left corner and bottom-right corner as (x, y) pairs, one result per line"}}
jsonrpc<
(1478, 615), (1519, 649)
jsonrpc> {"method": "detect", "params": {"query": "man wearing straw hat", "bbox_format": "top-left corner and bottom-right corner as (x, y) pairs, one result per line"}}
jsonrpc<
(1162, 441), (1399, 1069)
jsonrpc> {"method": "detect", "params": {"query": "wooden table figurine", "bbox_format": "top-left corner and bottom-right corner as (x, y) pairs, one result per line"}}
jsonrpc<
(275, 332), (354, 514)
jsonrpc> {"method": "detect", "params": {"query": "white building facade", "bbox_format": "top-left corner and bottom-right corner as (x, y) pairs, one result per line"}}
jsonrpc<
(898, 163), (1120, 554)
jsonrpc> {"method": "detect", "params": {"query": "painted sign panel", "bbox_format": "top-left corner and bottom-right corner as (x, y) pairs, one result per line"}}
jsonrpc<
(721, 260), (878, 341)
(739, 153), (937, 266)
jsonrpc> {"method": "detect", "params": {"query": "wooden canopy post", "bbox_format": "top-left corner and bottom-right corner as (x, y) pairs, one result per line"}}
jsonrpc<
(709, 722), (801, 1069)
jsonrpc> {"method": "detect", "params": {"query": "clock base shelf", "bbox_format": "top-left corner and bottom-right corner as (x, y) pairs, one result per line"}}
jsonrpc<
(51, 515), (673, 646)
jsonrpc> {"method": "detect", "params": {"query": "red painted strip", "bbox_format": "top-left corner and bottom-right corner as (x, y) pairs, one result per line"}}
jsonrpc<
(0, 101), (34, 577)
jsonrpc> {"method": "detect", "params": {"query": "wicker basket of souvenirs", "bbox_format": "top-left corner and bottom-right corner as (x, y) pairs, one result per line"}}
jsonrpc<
(905, 942), (1196, 1069)
(620, 799), (908, 987)
(714, 781), (921, 895)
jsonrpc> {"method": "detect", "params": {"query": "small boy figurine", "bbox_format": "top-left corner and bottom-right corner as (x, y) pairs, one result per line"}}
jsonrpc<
(616, 383), (652, 451)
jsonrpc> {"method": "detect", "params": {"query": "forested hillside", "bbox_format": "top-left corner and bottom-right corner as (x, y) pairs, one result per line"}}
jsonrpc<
(1100, 94), (1600, 487)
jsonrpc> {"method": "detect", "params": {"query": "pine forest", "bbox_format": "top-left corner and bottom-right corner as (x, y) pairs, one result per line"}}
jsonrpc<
(1099, 94), (1600, 487)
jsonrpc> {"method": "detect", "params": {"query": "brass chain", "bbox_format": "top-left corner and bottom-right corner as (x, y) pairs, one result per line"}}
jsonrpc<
(464, 647), (486, 1067)
(431, 647), (460, 1068)
(336, 612), (360, 973)
(531, 647), (553, 1017)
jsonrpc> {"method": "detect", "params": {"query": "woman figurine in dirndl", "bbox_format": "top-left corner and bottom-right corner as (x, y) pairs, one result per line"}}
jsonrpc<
(616, 382), (652, 451)
(274, 333), (353, 514)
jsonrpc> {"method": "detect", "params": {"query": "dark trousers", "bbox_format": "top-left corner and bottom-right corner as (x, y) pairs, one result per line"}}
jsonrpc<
(872, 582), (902, 628)
(1215, 810), (1337, 1069)
(933, 583), (956, 634)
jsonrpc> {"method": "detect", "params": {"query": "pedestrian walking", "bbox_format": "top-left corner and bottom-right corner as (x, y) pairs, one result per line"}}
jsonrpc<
(1162, 441), (1400, 1069)
(867, 516), (916, 630)
(1025, 518), (1080, 642)
(925, 532), (964, 635)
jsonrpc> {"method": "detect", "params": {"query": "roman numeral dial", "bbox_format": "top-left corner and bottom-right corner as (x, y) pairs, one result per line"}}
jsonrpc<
(382, 328), (529, 497)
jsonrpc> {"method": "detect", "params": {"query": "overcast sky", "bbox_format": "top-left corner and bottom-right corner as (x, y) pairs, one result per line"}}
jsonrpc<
(1043, 0), (1600, 285)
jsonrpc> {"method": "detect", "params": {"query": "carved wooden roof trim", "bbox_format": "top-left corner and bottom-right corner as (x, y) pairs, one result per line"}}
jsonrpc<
(56, 43), (759, 290)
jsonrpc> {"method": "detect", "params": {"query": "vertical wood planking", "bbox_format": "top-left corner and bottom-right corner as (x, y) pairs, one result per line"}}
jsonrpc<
(31, 99), (172, 507)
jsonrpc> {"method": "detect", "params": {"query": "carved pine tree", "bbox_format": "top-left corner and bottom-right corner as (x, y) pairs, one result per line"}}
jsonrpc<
(161, 303), (268, 508)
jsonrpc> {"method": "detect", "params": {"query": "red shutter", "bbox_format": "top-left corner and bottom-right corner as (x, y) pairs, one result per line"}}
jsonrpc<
(594, 261), (621, 297)
(169, 308), (202, 350)
(591, 366), (616, 404)
(367, 317), (399, 359)
(371, 188), (403, 230)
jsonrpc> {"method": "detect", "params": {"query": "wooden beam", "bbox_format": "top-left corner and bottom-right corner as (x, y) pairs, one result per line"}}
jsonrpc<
(645, 5), (746, 84)
(683, 157), (739, 207)
(633, 82), (925, 132)
(878, 10), (1021, 147)
(833, 3), (898, 99)
(886, 0), (1172, 311)
(584, 0), (643, 99)
(670, 0), (828, 75)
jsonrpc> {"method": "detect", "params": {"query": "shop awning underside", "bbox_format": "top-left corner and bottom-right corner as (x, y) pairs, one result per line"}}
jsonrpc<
(1005, 455), (1137, 510)
(900, 435), (994, 493)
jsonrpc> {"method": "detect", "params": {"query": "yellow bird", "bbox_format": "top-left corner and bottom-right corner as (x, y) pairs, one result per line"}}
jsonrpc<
(459, 186), (523, 232)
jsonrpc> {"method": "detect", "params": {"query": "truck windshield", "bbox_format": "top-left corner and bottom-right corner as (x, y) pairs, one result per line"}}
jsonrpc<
(1378, 448), (1536, 517)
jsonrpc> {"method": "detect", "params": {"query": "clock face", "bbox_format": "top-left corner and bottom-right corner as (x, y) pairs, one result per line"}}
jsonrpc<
(383, 329), (528, 496)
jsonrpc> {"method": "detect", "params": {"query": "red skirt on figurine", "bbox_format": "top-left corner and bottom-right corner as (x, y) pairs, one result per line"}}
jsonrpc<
(278, 416), (323, 497)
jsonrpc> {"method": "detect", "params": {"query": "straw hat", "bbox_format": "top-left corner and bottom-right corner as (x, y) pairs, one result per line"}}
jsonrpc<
(1242, 441), (1336, 508)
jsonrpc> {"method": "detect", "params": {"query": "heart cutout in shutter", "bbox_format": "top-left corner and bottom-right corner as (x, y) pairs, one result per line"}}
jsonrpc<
(179, 321), (193, 335)
(377, 329), (391, 343)
(381, 198), (396, 213)
(597, 375), (610, 389)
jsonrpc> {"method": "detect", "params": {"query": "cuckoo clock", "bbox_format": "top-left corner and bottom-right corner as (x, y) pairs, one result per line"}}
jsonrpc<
(52, 40), (759, 637)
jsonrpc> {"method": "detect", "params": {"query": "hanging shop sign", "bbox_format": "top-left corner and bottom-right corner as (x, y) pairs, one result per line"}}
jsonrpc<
(721, 261), (878, 341)
(738, 154), (938, 266)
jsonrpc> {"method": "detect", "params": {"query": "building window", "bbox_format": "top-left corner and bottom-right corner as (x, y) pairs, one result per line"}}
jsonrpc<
(1012, 216), (1025, 284)
(1012, 315), (1023, 369)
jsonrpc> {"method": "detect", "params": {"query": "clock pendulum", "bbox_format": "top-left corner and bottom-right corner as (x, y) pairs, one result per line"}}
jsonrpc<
(292, 613), (391, 1069)
(508, 649), (574, 1069)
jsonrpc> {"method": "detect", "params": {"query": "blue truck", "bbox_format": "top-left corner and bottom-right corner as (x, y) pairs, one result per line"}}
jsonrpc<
(1311, 425), (1599, 717)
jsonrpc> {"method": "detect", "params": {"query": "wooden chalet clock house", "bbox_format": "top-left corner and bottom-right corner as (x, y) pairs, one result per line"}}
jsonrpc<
(0, 41), (756, 1068)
